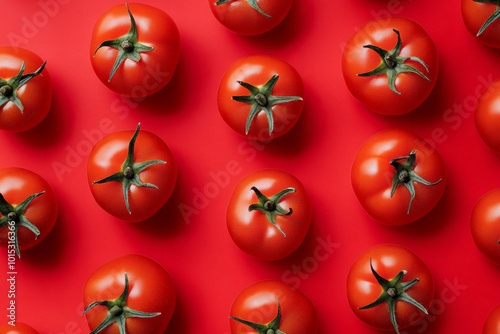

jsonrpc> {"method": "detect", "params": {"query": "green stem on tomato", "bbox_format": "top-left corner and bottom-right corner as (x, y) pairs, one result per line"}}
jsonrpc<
(230, 297), (287, 334)
(474, 0), (500, 36)
(215, 0), (272, 18)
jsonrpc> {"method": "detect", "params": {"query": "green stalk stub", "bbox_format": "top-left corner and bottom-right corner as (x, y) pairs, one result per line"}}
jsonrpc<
(82, 273), (161, 334)
(230, 297), (287, 334)
(357, 29), (430, 95)
(94, 3), (154, 82)
(474, 0), (500, 36)
(0, 61), (47, 112)
(359, 259), (428, 334)
(215, 0), (272, 17)
(249, 186), (295, 237)
(232, 74), (302, 135)
(0, 191), (45, 258)
(389, 150), (441, 215)
(92, 123), (166, 215)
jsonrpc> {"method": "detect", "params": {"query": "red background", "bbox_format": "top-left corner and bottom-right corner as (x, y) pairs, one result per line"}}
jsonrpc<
(0, 0), (498, 333)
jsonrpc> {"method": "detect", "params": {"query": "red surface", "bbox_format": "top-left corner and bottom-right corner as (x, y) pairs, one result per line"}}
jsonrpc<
(0, 0), (498, 333)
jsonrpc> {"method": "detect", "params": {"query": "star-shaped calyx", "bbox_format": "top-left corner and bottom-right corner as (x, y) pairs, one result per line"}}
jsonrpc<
(230, 298), (287, 334)
(92, 123), (166, 215)
(232, 74), (302, 136)
(357, 29), (430, 95)
(474, 0), (500, 36)
(94, 3), (154, 82)
(215, 0), (271, 17)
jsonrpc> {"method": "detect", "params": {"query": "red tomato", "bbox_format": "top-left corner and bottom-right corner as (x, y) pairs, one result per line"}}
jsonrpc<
(227, 169), (311, 261)
(462, 0), (500, 48)
(475, 78), (500, 153)
(90, 3), (180, 97)
(347, 244), (434, 333)
(0, 322), (39, 334)
(87, 124), (177, 222)
(83, 254), (176, 334)
(342, 17), (438, 115)
(209, 0), (293, 35)
(471, 189), (500, 266)
(218, 55), (304, 141)
(229, 280), (318, 334)
(0, 47), (51, 132)
(0, 167), (58, 258)
(351, 129), (446, 225)
(483, 304), (500, 334)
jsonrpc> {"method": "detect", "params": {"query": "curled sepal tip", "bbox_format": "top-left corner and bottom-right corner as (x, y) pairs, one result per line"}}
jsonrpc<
(230, 297), (287, 334)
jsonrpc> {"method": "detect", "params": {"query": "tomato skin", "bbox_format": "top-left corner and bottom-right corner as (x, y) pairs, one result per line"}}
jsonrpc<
(209, 0), (293, 35)
(83, 254), (176, 334)
(483, 304), (500, 334)
(0, 322), (40, 334)
(475, 78), (500, 153)
(90, 3), (180, 97)
(0, 47), (52, 132)
(342, 17), (438, 115)
(230, 280), (318, 334)
(218, 55), (304, 141)
(227, 169), (311, 261)
(351, 129), (446, 225)
(471, 189), (500, 266)
(346, 244), (434, 332)
(0, 168), (58, 252)
(87, 127), (177, 222)
(462, 0), (500, 48)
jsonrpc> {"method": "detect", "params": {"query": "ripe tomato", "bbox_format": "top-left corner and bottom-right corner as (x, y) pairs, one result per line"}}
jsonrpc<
(87, 123), (177, 222)
(347, 244), (434, 333)
(0, 47), (51, 132)
(227, 169), (311, 261)
(0, 322), (39, 334)
(218, 55), (304, 141)
(342, 17), (438, 115)
(483, 304), (500, 333)
(0, 167), (58, 258)
(470, 189), (500, 266)
(229, 280), (318, 333)
(83, 254), (176, 334)
(462, 0), (500, 48)
(209, 0), (294, 35)
(351, 129), (446, 225)
(475, 78), (500, 153)
(90, 3), (180, 97)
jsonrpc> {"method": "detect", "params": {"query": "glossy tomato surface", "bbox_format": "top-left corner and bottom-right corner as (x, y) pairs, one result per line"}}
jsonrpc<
(209, 0), (294, 35)
(347, 244), (434, 332)
(462, 0), (500, 48)
(483, 304), (500, 334)
(0, 47), (51, 132)
(471, 189), (500, 266)
(83, 254), (176, 334)
(90, 3), (180, 97)
(475, 78), (500, 153)
(0, 323), (39, 334)
(342, 17), (438, 115)
(87, 126), (177, 222)
(351, 129), (446, 225)
(227, 169), (311, 261)
(229, 280), (318, 334)
(218, 55), (304, 141)
(0, 168), (57, 253)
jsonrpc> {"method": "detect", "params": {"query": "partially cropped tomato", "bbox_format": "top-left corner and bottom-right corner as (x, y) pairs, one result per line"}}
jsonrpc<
(90, 3), (180, 97)
(471, 189), (500, 266)
(209, 0), (293, 35)
(475, 78), (500, 153)
(227, 169), (311, 261)
(87, 123), (177, 222)
(462, 0), (500, 48)
(342, 17), (438, 115)
(0, 322), (39, 334)
(83, 254), (176, 334)
(483, 304), (500, 333)
(229, 280), (318, 333)
(218, 55), (304, 141)
(0, 167), (58, 258)
(347, 244), (434, 333)
(351, 129), (446, 225)
(0, 47), (51, 132)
